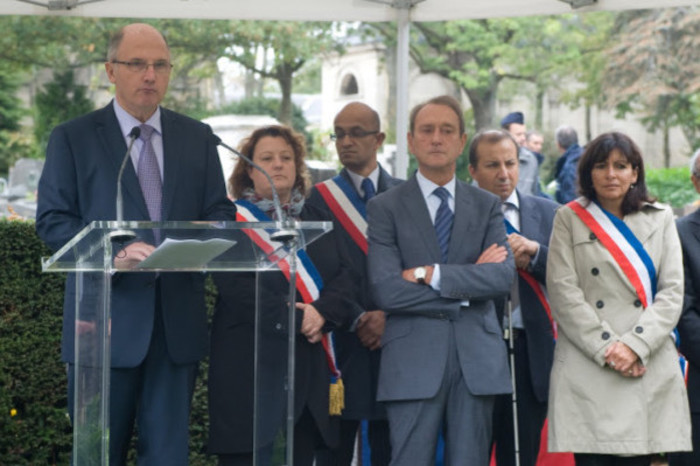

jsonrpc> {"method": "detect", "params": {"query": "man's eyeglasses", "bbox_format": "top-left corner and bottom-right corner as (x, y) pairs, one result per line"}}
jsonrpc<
(112, 59), (173, 74)
(330, 129), (379, 141)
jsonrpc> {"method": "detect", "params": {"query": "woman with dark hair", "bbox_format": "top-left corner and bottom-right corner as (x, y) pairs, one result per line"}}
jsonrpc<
(545, 132), (691, 466)
(207, 125), (358, 466)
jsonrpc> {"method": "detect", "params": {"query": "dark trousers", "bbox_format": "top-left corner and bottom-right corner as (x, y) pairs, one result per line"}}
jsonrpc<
(668, 411), (700, 466)
(574, 453), (652, 466)
(218, 407), (325, 466)
(491, 332), (547, 466)
(69, 289), (198, 466)
(316, 418), (391, 466)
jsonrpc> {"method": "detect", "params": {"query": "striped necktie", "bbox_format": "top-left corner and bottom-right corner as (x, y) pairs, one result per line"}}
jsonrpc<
(433, 187), (453, 263)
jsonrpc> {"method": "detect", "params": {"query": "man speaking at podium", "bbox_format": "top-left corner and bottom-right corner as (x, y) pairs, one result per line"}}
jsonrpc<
(36, 23), (235, 465)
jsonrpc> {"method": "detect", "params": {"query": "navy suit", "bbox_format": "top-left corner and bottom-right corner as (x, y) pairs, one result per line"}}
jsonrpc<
(669, 209), (700, 466)
(367, 175), (514, 466)
(308, 166), (401, 465)
(492, 191), (558, 466)
(36, 101), (236, 465)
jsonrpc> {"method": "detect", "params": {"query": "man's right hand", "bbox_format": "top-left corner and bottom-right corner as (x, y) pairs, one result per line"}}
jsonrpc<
(476, 243), (508, 264)
(113, 241), (156, 269)
(356, 310), (386, 351)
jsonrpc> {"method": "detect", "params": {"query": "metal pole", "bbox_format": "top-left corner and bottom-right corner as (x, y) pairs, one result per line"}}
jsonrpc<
(507, 298), (521, 466)
(395, 6), (410, 179)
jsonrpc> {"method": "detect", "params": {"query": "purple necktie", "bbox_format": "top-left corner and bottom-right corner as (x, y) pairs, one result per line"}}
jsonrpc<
(137, 124), (162, 222)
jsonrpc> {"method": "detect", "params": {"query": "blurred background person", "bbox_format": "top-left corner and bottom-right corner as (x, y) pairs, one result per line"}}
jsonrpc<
(546, 132), (690, 466)
(668, 149), (700, 466)
(525, 129), (545, 168)
(553, 125), (583, 205)
(501, 111), (543, 198)
(207, 125), (359, 466)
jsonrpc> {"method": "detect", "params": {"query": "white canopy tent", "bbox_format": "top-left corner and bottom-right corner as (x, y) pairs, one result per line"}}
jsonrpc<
(3, 0), (699, 176)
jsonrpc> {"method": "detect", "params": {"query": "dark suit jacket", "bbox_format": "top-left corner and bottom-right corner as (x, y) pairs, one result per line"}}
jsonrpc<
(208, 202), (359, 453)
(307, 165), (402, 419)
(511, 191), (558, 403)
(676, 209), (700, 413)
(35, 101), (236, 367)
(367, 175), (514, 401)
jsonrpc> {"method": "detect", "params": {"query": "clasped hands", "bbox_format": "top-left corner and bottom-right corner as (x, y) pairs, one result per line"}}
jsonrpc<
(296, 302), (325, 344)
(605, 341), (646, 378)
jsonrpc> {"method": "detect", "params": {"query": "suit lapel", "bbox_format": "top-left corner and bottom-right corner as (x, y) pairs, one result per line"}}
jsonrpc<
(95, 103), (150, 220)
(448, 181), (476, 263)
(689, 209), (700, 244)
(518, 192), (541, 239)
(160, 109), (181, 221)
(402, 176), (442, 261)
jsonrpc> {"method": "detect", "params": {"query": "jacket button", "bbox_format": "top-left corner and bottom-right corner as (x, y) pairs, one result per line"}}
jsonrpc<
(591, 267), (599, 276)
(589, 233), (597, 240)
(602, 331), (610, 340)
(275, 323), (282, 330)
(596, 300), (604, 309)
(634, 299), (642, 307)
(635, 326), (643, 334)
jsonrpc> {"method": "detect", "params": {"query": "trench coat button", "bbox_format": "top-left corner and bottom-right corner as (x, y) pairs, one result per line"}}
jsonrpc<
(635, 326), (644, 334)
(602, 331), (610, 340)
(591, 267), (599, 276)
(596, 300), (604, 309)
(589, 232), (597, 240)
(634, 299), (642, 307)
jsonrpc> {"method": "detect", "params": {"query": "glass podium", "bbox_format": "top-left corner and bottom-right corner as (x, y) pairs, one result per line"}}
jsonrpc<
(42, 220), (332, 465)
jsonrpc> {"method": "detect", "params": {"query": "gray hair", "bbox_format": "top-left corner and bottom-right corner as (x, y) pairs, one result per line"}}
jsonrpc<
(690, 148), (700, 177)
(555, 125), (578, 150)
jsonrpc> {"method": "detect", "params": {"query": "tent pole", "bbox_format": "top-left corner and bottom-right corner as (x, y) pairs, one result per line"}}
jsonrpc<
(395, 5), (410, 179)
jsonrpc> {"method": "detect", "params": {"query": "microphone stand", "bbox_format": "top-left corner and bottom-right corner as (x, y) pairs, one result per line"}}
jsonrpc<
(110, 126), (141, 242)
(214, 135), (298, 244)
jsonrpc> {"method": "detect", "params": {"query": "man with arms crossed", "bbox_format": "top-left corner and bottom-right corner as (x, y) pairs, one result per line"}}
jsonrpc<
(469, 130), (558, 466)
(36, 23), (235, 465)
(310, 102), (400, 466)
(367, 96), (514, 465)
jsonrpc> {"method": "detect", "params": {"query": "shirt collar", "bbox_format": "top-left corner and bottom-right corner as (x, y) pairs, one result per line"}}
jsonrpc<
(346, 165), (380, 195)
(112, 99), (162, 140)
(416, 170), (456, 201)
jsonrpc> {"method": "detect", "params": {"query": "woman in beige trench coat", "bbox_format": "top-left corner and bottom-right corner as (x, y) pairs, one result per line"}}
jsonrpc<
(546, 132), (691, 466)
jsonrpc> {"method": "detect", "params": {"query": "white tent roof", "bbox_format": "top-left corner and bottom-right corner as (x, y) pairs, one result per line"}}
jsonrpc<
(3, 0), (699, 22)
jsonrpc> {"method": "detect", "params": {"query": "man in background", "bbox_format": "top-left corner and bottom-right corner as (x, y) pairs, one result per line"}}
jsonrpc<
(310, 102), (400, 466)
(553, 125), (583, 204)
(36, 23), (235, 465)
(469, 129), (558, 466)
(501, 112), (542, 197)
(669, 149), (700, 466)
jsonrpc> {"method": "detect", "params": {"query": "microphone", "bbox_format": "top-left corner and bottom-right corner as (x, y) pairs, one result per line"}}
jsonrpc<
(213, 134), (298, 243)
(110, 126), (141, 242)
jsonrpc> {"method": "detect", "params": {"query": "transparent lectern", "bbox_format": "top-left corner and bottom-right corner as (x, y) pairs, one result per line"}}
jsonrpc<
(41, 220), (332, 465)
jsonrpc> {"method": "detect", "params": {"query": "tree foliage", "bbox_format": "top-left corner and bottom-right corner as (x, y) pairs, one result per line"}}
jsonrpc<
(601, 7), (700, 165)
(34, 70), (94, 153)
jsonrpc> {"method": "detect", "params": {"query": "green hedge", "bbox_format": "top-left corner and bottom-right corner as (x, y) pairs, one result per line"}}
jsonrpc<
(0, 220), (216, 465)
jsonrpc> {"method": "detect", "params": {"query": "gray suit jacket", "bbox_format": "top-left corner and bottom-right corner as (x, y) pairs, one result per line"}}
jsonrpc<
(367, 175), (514, 401)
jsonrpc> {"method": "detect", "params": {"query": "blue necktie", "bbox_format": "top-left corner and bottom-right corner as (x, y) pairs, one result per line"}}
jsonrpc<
(137, 124), (162, 222)
(433, 187), (453, 263)
(361, 177), (376, 202)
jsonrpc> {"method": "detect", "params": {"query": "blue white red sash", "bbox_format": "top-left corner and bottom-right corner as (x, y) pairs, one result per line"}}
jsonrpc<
(235, 199), (344, 414)
(315, 175), (369, 254)
(567, 199), (656, 308)
(504, 219), (557, 340)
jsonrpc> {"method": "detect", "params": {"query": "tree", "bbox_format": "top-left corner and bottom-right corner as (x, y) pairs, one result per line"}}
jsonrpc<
(34, 70), (94, 152)
(601, 7), (700, 166)
(370, 14), (612, 133)
(220, 21), (342, 125)
(0, 63), (29, 174)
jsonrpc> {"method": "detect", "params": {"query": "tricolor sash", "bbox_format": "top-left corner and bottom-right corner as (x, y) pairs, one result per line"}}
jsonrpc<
(315, 175), (369, 254)
(567, 199), (656, 308)
(235, 199), (344, 414)
(504, 219), (557, 340)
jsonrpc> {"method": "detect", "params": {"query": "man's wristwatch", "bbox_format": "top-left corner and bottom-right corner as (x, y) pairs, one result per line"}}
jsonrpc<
(413, 266), (427, 285)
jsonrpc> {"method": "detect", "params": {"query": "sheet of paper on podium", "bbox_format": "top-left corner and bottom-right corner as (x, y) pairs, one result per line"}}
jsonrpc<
(136, 237), (236, 269)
